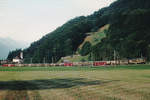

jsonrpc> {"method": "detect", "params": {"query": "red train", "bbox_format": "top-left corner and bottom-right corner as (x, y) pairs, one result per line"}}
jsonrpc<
(2, 64), (15, 67)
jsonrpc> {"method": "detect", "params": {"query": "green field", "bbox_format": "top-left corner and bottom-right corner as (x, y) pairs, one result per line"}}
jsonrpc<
(0, 65), (150, 100)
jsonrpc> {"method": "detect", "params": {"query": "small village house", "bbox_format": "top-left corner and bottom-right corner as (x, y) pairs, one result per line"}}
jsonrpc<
(12, 51), (23, 64)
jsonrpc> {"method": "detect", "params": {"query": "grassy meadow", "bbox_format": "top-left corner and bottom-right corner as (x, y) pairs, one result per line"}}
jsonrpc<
(0, 65), (150, 100)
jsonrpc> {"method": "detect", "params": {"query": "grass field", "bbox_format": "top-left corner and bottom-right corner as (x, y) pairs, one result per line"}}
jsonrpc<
(0, 65), (150, 100)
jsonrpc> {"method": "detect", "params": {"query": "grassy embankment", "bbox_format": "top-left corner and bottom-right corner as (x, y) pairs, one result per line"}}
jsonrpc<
(58, 25), (108, 63)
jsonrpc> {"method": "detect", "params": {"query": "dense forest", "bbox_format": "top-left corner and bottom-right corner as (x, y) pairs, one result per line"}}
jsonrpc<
(8, 0), (150, 63)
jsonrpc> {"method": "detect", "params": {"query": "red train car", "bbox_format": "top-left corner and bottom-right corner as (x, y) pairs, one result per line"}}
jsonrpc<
(2, 64), (15, 67)
(93, 61), (107, 66)
(64, 62), (73, 66)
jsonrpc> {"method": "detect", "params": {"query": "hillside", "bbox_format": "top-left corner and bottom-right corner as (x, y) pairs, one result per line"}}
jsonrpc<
(79, 24), (109, 49)
(60, 25), (109, 62)
(0, 42), (9, 59)
(8, 0), (150, 63)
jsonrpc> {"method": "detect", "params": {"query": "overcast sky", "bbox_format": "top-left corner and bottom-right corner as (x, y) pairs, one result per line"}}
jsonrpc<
(0, 0), (115, 44)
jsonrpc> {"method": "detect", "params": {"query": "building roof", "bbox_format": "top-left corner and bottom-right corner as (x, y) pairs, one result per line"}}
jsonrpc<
(14, 56), (21, 59)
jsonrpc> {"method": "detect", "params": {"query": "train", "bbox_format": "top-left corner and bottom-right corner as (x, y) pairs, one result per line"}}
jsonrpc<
(0, 58), (146, 67)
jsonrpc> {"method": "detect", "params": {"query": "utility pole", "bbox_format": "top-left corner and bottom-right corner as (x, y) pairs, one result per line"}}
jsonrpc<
(114, 50), (116, 65)
(30, 58), (33, 64)
(43, 57), (46, 64)
(48, 50), (50, 63)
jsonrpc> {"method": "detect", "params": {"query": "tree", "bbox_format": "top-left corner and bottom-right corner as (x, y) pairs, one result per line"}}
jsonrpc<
(80, 41), (92, 56)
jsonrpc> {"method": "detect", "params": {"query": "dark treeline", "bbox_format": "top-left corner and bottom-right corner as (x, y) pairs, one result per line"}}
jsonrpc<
(8, 0), (150, 63)
(91, 0), (150, 61)
(7, 49), (22, 60)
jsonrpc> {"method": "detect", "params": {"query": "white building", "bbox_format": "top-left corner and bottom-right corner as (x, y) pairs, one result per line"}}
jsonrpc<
(20, 51), (23, 59)
(12, 51), (24, 64)
(12, 56), (23, 64)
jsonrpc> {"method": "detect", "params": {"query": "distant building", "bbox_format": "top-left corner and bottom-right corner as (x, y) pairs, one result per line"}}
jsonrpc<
(0, 60), (9, 64)
(12, 51), (24, 64)
(63, 60), (70, 63)
(20, 51), (23, 59)
(12, 56), (23, 64)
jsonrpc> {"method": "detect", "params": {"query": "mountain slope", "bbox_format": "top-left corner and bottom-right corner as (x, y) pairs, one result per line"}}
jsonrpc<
(0, 42), (9, 59)
(79, 24), (109, 49)
(58, 25), (109, 62)
(8, 0), (150, 63)
(0, 37), (28, 59)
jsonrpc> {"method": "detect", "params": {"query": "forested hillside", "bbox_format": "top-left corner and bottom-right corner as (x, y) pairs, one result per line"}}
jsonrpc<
(8, 0), (150, 63)
(91, 0), (150, 61)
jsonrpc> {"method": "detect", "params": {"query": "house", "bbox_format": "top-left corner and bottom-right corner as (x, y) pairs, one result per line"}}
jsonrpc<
(12, 56), (23, 64)
(12, 51), (24, 64)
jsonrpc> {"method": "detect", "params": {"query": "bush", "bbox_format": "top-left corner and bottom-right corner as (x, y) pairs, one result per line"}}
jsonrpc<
(80, 42), (92, 56)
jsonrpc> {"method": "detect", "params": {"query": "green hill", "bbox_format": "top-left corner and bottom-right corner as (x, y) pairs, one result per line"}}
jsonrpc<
(8, 0), (150, 63)
(79, 24), (109, 49)
(61, 24), (109, 62)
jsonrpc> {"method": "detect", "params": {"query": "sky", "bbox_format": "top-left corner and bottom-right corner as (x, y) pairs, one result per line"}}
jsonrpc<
(0, 0), (115, 44)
